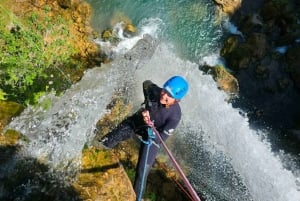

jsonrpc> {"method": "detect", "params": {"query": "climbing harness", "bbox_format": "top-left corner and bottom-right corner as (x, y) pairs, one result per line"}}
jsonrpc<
(147, 121), (201, 201)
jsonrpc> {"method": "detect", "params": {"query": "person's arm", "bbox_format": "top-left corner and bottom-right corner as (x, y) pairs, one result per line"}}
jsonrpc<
(142, 80), (154, 109)
(141, 110), (179, 142)
(143, 80), (154, 97)
(157, 117), (180, 142)
(142, 80), (162, 108)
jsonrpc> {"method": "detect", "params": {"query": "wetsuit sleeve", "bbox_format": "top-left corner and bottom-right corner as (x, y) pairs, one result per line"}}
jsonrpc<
(156, 117), (180, 143)
(142, 80), (160, 109)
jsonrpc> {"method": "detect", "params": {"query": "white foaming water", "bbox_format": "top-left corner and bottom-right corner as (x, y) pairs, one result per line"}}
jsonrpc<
(223, 20), (244, 40)
(95, 18), (164, 55)
(131, 42), (300, 200)
(8, 65), (123, 168)
(7, 18), (300, 200)
(7, 19), (160, 170)
(200, 53), (226, 67)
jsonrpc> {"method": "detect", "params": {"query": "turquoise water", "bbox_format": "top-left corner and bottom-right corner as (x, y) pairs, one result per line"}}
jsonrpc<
(87, 0), (225, 61)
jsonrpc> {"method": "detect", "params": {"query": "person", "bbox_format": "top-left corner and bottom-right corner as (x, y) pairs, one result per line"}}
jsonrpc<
(93, 75), (189, 200)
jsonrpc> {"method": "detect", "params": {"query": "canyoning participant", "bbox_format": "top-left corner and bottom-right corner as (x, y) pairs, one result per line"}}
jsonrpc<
(93, 75), (189, 200)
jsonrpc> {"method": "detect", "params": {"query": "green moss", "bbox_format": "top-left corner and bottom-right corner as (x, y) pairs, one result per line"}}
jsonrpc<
(220, 36), (239, 57)
(0, 100), (24, 117)
(0, 100), (25, 132)
(0, 2), (89, 105)
(125, 167), (135, 183)
(212, 65), (226, 78)
(144, 192), (157, 201)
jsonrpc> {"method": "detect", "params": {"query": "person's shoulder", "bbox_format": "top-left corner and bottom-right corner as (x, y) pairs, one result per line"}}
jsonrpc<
(171, 102), (181, 115)
(143, 80), (160, 88)
(168, 103), (181, 123)
(144, 80), (161, 93)
(143, 80), (153, 86)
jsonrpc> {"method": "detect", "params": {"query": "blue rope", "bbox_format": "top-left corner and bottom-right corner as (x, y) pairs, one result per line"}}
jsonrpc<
(137, 127), (155, 201)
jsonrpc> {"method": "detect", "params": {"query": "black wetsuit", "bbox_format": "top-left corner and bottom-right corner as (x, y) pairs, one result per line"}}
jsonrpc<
(100, 80), (181, 199)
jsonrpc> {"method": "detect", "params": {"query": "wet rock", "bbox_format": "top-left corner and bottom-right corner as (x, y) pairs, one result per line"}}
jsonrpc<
(214, 0), (242, 15)
(73, 147), (136, 201)
(238, 14), (264, 36)
(255, 65), (270, 80)
(101, 29), (118, 43)
(260, 1), (279, 21)
(125, 23), (136, 34)
(223, 0), (300, 130)
(286, 45), (300, 89)
(221, 32), (269, 71)
(57, 0), (72, 9)
(248, 33), (268, 59)
(201, 64), (239, 96)
(220, 36), (239, 56)
(211, 65), (239, 95)
(221, 38), (252, 70)
(0, 101), (24, 132)
(277, 78), (290, 91)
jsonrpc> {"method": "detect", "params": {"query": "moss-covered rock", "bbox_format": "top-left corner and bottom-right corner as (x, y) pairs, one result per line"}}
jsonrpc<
(212, 65), (239, 95)
(220, 36), (240, 56)
(0, 101), (24, 132)
(73, 147), (136, 201)
(213, 0), (242, 16)
(202, 64), (239, 96)
(221, 36), (251, 71)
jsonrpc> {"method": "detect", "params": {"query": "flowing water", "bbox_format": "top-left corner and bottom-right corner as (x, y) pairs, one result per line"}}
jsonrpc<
(4, 0), (300, 200)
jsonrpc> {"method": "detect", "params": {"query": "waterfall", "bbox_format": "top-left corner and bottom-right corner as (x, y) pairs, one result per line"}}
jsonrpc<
(6, 19), (300, 201)
(6, 34), (158, 170)
(132, 42), (300, 201)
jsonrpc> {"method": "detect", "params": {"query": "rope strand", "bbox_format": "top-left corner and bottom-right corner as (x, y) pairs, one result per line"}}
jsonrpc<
(148, 123), (201, 201)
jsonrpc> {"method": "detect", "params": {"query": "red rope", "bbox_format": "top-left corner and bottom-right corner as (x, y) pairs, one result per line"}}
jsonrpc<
(148, 122), (201, 201)
(174, 178), (195, 201)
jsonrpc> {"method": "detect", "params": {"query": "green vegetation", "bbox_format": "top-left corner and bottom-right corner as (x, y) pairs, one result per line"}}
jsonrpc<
(144, 192), (158, 201)
(0, 3), (82, 105)
(125, 167), (136, 182)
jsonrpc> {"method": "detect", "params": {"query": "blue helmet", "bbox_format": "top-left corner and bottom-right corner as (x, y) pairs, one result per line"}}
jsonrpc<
(163, 76), (189, 100)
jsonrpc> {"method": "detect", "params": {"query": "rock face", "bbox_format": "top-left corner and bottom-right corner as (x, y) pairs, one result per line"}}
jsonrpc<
(23, 0), (98, 64)
(0, 101), (24, 131)
(220, 0), (300, 130)
(221, 33), (268, 71)
(73, 148), (136, 201)
(287, 46), (300, 89)
(214, 0), (242, 15)
(201, 65), (239, 96)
